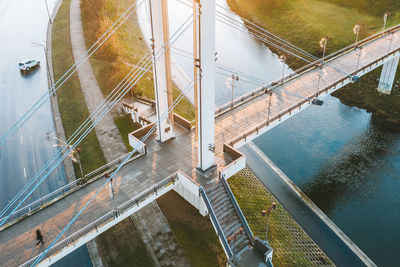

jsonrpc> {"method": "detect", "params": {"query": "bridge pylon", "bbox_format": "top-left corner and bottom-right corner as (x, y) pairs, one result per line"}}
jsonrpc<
(193, 0), (216, 172)
(378, 55), (399, 94)
(149, 0), (174, 142)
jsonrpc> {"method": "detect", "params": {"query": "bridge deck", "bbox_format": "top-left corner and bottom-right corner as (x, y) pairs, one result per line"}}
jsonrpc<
(1, 28), (400, 266)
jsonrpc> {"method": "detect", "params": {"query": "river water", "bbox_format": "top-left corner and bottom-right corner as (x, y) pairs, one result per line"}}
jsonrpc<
(138, 0), (400, 266)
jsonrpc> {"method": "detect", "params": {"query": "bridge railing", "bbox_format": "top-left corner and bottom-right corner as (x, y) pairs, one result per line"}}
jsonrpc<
(21, 174), (179, 267)
(0, 151), (144, 228)
(215, 23), (400, 117)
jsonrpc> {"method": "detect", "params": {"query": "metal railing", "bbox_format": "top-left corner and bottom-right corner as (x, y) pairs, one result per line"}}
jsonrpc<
(199, 186), (233, 259)
(0, 151), (144, 228)
(21, 174), (179, 267)
(220, 176), (254, 243)
(267, 258), (274, 267)
(215, 24), (400, 117)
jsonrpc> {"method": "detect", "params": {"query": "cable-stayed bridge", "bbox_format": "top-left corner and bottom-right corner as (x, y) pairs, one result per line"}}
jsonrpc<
(1, 0), (399, 265)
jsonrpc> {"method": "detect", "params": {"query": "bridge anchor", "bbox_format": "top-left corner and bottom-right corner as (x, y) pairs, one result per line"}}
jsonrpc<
(378, 55), (399, 94)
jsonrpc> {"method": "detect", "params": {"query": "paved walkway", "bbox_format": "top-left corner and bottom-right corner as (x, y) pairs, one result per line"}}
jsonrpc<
(132, 202), (190, 267)
(239, 142), (374, 266)
(70, 0), (126, 162)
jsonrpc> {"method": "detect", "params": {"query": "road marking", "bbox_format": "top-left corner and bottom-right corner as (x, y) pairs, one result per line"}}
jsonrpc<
(23, 167), (27, 178)
(19, 89), (21, 97)
(20, 135), (23, 144)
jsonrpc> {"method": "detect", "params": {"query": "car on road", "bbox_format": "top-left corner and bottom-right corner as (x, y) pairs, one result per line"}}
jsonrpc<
(18, 59), (40, 73)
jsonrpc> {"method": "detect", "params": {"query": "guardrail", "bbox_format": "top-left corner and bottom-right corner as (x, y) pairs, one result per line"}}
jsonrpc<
(199, 186), (233, 259)
(220, 175), (254, 243)
(0, 151), (144, 228)
(21, 174), (179, 267)
(227, 46), (400, 147)
(215, 24), (400, 117)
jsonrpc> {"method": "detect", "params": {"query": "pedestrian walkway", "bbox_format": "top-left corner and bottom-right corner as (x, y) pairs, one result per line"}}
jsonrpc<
(70, 0), (126, 162)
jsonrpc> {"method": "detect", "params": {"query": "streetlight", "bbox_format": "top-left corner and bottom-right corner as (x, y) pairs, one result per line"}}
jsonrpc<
(353, 24), (361, 44)
(319, 37), (329, 64)
(261, 202), (277, 245)
(44, 0), (52, 24)
(279, 55), (286, 86)
(383, 11), (391, 32)
(227, 227), (244, 265)
(31, 41), (54, 96)
(226, 74), (239, 107)
(53, 138), (85, 183)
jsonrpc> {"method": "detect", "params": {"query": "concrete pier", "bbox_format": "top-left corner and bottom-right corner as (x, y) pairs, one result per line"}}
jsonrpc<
(378, 55), (399, 94)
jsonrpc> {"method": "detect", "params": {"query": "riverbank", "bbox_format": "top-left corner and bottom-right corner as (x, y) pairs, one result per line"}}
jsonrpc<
(227, 0), (400, 126)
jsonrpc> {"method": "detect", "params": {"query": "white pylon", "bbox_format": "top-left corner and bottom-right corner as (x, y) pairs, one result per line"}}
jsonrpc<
(149, 0), (174, 142)
(194, 0), (216, 172)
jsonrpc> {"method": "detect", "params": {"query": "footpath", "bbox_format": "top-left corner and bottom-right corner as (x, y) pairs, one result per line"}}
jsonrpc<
(240, 142), (376, 267)
(68, 0), (189, 265)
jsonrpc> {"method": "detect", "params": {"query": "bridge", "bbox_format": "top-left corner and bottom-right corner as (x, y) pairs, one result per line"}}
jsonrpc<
(1, 0), (399, 266)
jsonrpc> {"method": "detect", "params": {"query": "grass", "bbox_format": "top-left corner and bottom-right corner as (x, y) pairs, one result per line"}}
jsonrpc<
(52, 0), (107, 174)
(96, 218), (153, 267)
(157, 191), (227, 267)
(113, 114), (141, 150)
(227, 0), (400, 124)
(228, 168), (333, 266)
(80, 0), (195, 121)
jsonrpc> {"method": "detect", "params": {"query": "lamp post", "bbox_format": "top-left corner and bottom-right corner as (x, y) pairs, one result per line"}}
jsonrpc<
(53, 138), (85, 183)
(227, 74), (239, 107)
(353, 24), (361, 45)
(279, 55), (286, 87)
(261, 202), (277, 245)
(227, 227), (244, 266)
(31, 42), (54, 96)
(383, 11), (391, 32)
(319, 37), (328, 64)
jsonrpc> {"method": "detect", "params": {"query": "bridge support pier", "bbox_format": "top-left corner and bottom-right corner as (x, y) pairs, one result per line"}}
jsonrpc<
(194, 0), (216, 172)
(149, 0), (174, 142)
(378, 55), (399, 94)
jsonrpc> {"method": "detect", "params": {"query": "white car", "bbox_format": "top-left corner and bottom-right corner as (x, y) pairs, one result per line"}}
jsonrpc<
(18, 59), (40, 73)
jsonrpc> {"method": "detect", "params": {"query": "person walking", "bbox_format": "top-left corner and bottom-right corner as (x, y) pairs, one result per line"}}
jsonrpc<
(36, 229), (44, 245)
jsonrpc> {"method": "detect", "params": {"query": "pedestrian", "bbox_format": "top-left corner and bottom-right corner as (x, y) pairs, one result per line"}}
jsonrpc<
(36, 229), (44, 245)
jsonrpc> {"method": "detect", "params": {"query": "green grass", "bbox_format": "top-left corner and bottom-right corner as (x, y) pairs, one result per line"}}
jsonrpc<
(96, 218), (153, 267)
(81, 0), (195, 121)
(52, 0), (107, 174)
(229, 169), (333, 266)
(157, 191), (227, 267)
(114, 114), (141, 150)
(227, 0), (400, 124)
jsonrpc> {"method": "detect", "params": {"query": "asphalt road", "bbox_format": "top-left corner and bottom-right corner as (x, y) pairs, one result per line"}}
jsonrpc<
(0, 0), (67, 209)
(240, 144), (372, 267)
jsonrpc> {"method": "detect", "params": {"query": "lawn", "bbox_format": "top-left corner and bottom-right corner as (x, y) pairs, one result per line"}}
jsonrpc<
(229, 168), (333, 266)
(227, 0), (400, 124)
(52, 0), (107, 174)
(80, 0), (195, 121)
(113, 114), (141, 151)
(157, 191), (227, 267)
(96, 218), (153, 267)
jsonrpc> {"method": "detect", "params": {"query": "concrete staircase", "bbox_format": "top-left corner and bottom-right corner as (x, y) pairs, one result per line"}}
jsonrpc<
(204, 181), (251, 254)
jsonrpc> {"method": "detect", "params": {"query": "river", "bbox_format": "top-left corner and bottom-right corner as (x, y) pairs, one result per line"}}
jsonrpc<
(138, 0), (400, 266)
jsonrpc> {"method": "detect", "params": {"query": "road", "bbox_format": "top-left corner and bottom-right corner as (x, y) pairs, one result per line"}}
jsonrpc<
(0, 0), (67, 209)
(0, 0), (92, 265)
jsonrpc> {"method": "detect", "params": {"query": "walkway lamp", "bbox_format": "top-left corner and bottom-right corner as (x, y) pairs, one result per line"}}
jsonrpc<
(383, 11), (391, 32)
(261, 202), (276, 245)
(53, 138), (85, 183)
(279, 55), (286, 86)
(319, 37), (329, 64)
(226, 74), (239, 107)
(353, 24), (361, 44)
